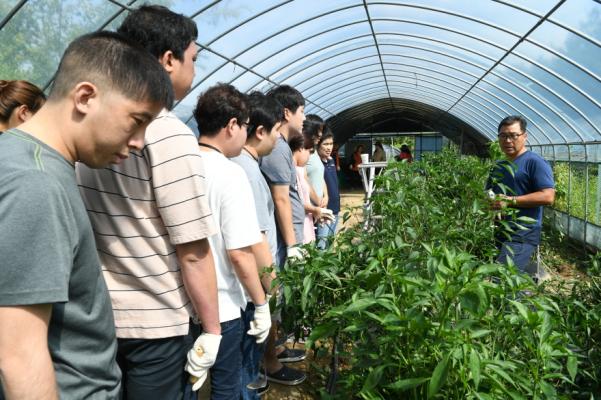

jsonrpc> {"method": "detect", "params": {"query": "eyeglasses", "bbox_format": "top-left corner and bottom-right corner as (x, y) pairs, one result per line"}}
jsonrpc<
(497, 133), (524, 141)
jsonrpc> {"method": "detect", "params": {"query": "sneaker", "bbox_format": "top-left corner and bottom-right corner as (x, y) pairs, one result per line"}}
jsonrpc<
(257, 382), (270, 396)
(266, 365), (307, 386)
(277, 347), (306, 363)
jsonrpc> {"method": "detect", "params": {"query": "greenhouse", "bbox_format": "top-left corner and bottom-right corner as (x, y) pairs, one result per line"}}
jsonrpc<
(1, 0), (601, 399)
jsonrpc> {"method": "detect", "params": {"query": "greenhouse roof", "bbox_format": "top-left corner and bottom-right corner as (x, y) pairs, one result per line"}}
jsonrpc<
(1, 0), (600, 147)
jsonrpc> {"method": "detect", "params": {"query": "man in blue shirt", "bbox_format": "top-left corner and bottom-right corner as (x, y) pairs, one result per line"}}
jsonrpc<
(487, 116), (555, 273)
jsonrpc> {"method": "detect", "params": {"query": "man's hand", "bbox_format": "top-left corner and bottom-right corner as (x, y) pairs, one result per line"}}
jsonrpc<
(247, 302), (271, 343)
(490, 194), (515, 210)
(185, 333), (222, 391)
(287, 245), (305, 260)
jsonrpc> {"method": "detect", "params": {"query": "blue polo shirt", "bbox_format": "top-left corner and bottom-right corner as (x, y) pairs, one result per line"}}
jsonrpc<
(322, 157), (340, 214)
(487, 150), (554, 243)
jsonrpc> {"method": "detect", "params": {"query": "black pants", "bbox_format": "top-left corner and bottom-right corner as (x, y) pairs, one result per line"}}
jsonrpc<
(117, 335), (188, 400)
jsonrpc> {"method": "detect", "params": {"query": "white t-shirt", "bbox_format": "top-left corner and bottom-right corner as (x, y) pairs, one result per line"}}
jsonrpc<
(202, 149), (262, 322)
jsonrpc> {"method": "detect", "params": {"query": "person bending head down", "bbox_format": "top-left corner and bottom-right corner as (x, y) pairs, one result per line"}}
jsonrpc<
(0, 80), (46, 132)
(26, 31), (173, 168)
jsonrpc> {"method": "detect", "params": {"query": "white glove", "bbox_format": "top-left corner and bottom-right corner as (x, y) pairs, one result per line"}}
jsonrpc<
(185, 333), (222, 391)
(287, 245), (305, 260)
(247, 302), (272, 343)
(319, 208), (335, 222)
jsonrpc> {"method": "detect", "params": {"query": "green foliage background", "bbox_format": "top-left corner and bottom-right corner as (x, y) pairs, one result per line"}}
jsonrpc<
(278, 149), (601, 399)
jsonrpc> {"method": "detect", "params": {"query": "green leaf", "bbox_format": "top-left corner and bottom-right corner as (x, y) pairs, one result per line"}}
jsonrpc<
(470, 329), (492, 339)
(509, 300), (530, 322)
(428, 354), (450, 398)
(470, 349), (481, 389)
(362, 365), (387, 392)
(387, 377), (429, 391)
(344, 297), (377, 313)
(567, 355), (578, 381)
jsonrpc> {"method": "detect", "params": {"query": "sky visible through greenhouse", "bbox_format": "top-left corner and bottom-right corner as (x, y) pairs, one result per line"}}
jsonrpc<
(0, 0), (600, 148)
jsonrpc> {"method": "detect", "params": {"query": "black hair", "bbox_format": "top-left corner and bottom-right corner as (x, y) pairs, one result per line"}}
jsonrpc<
(288, 133), (305, 153)
(117, 5), (198, 61)
(194, 83), (249, 137)
(318, 132), (334, 146)
(49, 31), (173, 109)
(401, 144), (411, 153)
(266, 85), (305, 115)
(498, 115), (527, 133)
(246, 91), (282, 138)
(302, 114), (323, 142)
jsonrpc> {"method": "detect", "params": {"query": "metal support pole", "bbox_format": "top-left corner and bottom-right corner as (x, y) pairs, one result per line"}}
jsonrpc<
(584, 145), (589, 249)
(567, 145), (572, 239)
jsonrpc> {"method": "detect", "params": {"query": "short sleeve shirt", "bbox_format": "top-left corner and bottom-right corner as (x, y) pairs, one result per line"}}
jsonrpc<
(306, 151), (325, 200)
(231, 151), (277, 260)
(487, 150), (555, 242)
(0, 130), (120, 399)
(323, 157), (341, 214)
(259, 135), (304, 243)
(76, 109), (217, 339)
(202, 150), (262, 322)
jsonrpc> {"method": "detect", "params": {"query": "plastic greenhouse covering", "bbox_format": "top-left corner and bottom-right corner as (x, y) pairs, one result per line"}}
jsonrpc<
(1, 0), (601, 246)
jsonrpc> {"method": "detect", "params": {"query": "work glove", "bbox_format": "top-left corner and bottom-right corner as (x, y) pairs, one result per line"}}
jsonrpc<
(287, 245), (305, 260)
(185, 333), (222, 391)
(247, 302), (272, 343)
(319, 208), (335, 222)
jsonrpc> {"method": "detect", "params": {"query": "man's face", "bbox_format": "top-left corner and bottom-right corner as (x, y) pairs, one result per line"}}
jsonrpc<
(80, 90), (159, 168)
(498, 121), (526, 159)
(259, 122), (281, 156)
(287, 105), (305, 136)
(227, 118), (249, 158)
(171, 41), (197, 100)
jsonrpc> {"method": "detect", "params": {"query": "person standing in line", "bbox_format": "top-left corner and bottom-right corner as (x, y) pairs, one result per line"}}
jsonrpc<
(0, 31), (173, 400)
(487, 115), (555, 274)
(316, 130), (341, 249)
(260, 85), (308, 384)
(304, 114), (328, 210)
(76, 6), (221, 399)
(193, 84), (271, 399)
(0, 80), (46, 132)
(290, 134), (331, 244)
(230, 91), (283, 398)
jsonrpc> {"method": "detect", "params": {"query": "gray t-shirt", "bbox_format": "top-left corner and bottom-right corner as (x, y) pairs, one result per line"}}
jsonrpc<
(259, 135), (304, 244)
(0, 130), (121, 400)
(231, 151), (277, 260)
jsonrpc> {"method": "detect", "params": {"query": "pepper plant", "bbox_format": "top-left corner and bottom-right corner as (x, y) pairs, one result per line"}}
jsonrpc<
(277, 148), (597, 399)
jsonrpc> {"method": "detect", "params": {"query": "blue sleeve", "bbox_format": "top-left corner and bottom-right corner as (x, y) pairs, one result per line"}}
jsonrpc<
(532, 157), (555, 190)
(0, 172), (72, 305)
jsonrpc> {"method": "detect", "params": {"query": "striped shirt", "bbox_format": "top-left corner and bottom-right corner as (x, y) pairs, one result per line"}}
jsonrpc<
(76, 109), (217, 339)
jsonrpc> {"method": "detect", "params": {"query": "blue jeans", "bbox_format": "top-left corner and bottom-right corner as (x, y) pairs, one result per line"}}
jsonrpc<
(240, 303), (264, 400)
(316, 214), (339, 250)
(497, 240), (537, 274)
(210, 316), (243, 400)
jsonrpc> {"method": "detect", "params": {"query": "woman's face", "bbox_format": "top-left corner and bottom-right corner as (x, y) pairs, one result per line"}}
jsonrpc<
(318, 138), (334, 159)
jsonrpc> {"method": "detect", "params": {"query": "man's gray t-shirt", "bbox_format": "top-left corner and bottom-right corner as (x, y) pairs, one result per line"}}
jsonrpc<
(231, 151), (277, 260)
(0, 130), (121, 399)
(259, 135), (304, 244)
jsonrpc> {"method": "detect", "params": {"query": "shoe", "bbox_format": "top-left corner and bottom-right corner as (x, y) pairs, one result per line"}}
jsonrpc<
(277, 347), (306, 363)
(266, 365), (307, 385)
(257, 382), (270, 396)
